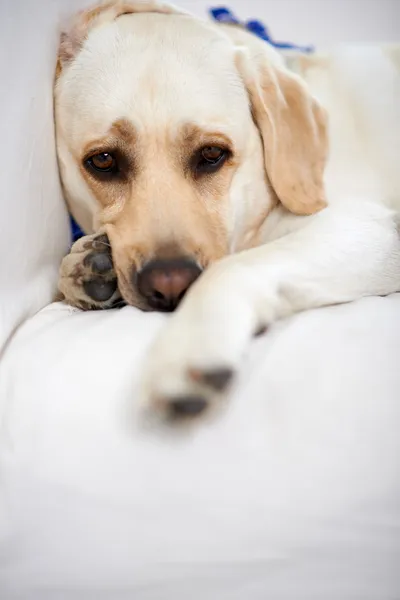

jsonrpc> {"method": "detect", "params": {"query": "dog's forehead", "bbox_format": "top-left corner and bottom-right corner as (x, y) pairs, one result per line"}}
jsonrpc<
(58, 13), (249, 142)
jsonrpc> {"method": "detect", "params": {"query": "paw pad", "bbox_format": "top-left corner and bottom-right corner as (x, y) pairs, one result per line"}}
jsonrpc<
(81, 234), (117, 302)
(168, 395), (208, 419)
(189, 367), (234, 391)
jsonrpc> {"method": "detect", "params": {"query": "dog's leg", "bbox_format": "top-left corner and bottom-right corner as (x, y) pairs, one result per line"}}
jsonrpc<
(58, 233), (122, 310)
(139, 200), (400, 419)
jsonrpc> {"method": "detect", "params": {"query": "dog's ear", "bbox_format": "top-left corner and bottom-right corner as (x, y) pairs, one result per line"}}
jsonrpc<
(226, 27), (328, 216)
(58, 0), (184, 68)
(236, 48), (328, 216)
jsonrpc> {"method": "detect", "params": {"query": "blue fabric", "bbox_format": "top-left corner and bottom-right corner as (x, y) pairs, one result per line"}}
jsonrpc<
(70, 216), (84, 244)
(210, 7), (314, 53)
(69, 7), (313, 243)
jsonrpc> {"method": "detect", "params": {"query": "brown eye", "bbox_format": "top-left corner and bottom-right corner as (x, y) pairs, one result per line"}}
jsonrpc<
(194, 146), (229, 175)
(86, 152), (116, 173)
(201, 146), (224, 164)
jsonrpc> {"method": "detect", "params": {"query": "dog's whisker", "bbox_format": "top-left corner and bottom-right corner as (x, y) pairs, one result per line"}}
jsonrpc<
(95, 240), (112, 249)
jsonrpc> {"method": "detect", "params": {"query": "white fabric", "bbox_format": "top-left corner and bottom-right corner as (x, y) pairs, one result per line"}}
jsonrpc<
(1, 295), (400, 599)
(1, 0), (400, 598)
(0, 0), (94, 351)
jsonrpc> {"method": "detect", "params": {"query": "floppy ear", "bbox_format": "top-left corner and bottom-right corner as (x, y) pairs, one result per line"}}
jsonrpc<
(58, 0), (184, 68)
(225, 25), (328, 216)
(236, 48), (328, 215)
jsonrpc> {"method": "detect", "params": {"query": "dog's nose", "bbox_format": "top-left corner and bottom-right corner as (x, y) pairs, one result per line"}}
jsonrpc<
(137, 258), (202, 312)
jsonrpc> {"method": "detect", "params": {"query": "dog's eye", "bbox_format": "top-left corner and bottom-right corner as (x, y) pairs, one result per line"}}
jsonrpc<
(202, 147), (225, 164)
(194, 146), (228, 175)
(86, 152), (117, 173)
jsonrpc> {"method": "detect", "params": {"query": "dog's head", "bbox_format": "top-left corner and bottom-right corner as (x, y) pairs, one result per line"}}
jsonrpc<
(55, 1), (328, 310)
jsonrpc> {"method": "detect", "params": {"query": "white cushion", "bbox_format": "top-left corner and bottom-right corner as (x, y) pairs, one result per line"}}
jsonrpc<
(1, 294), (399, 598)
(0, 0), (95, 350)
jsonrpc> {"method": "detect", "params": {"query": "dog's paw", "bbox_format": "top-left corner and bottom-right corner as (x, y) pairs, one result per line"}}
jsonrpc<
(138, 295), (255, 422)
(58, 233), (122, 310)
(140, 345), (237, 423)
(142, 358), (236, 422)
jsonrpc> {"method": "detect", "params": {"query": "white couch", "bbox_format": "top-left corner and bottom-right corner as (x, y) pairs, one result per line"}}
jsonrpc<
(1, 1), (400, 598)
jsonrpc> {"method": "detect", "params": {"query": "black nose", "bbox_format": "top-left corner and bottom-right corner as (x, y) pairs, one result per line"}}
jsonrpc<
(136, 258), (202, 312)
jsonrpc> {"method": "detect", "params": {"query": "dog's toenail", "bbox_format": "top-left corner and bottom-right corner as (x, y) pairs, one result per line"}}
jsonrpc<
(83, 277), (117, 302)
(169, 396), (208, 418)
(189, 367), (234, 391)
(84, 252), (113, 274)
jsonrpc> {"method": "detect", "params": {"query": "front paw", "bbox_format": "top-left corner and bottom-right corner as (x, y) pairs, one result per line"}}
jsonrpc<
(139, 298), (256, 421)
(141, 344), (236, 422)
(58, 233), (122, 310)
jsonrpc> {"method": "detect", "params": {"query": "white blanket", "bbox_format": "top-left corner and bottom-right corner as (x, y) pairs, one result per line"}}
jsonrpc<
(1, 294), (400, 598)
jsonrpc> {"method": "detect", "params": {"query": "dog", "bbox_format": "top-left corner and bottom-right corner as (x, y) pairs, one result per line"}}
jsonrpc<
(55, 0), (400, 418)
